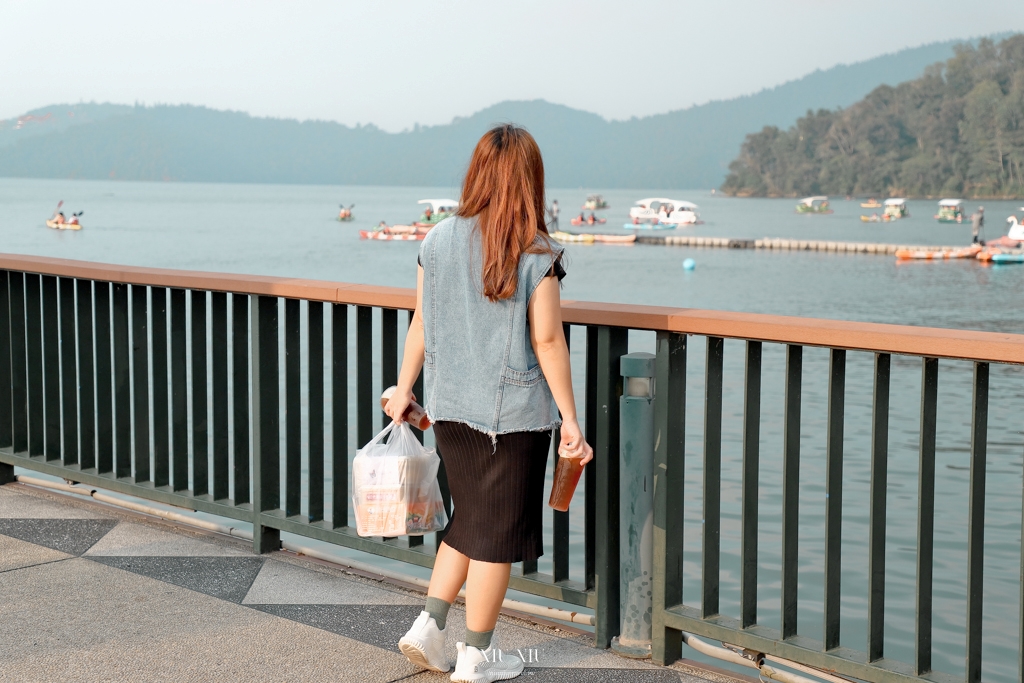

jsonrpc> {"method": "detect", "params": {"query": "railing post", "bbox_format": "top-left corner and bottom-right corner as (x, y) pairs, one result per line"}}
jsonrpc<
(594, 325), (628, 648)
(652, 332), (685, 666)
(251, 295), (281, 553)
(612, 352), (657, 659)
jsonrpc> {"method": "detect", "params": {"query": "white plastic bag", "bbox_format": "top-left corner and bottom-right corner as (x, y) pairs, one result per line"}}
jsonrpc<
(352, 421), (448, 537)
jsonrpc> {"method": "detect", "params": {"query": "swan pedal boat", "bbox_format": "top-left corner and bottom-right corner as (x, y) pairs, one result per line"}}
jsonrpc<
(895, 244), (981, 260)
(46, 219), (81, 231)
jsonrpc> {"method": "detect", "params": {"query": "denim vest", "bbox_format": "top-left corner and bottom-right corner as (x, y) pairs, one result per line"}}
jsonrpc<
(419, 215), (563, 437)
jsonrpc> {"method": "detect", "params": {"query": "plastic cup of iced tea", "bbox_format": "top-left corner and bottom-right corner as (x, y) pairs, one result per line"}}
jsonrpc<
(381, 386), (432, 431)
(549, 452), (585, 512)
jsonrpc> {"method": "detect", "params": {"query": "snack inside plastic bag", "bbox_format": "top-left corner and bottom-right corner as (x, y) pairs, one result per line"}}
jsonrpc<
(352, 421), (448, 537)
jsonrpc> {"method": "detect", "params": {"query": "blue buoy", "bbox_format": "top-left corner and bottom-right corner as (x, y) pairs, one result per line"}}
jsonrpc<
(682, 258), (696, 271)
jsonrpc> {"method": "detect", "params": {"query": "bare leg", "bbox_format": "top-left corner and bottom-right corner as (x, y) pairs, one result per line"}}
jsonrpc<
(465, 559), (512, 632)
(428, 541), (470, 603)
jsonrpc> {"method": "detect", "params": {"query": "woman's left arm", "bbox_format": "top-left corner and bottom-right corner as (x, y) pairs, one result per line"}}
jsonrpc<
(384, 266), (425, 423)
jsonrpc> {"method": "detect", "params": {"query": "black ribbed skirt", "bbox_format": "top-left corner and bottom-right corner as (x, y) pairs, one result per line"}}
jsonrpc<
(433, 421), (551, 563)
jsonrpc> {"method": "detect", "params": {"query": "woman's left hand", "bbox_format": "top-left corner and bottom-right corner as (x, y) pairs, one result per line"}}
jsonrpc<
(384, 387), (415, 424)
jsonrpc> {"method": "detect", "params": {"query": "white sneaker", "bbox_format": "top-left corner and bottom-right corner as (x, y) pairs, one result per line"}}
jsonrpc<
(450, 640), (524, 682)
(398, 611), (450, 673)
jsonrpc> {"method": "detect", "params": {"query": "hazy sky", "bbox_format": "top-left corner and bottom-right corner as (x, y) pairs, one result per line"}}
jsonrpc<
(3, 0), (1022, 131)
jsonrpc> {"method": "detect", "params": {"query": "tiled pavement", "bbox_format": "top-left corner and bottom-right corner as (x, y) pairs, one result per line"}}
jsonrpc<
(0, 483), (745, 683)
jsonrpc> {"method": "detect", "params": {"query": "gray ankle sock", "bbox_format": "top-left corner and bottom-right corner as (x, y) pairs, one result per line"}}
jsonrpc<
(424, 597), (451, 630)
(464, 628), (493, 650)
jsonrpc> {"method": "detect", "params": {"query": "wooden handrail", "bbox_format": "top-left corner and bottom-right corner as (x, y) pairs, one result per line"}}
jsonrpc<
(3, 252), (1022, 364)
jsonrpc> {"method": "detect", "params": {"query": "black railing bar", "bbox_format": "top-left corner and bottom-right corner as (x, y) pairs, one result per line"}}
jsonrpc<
(965, 361), (989, 683)
(252, 294), (282, 553)
(551, 322), (572, 582)
(151, 287), (170, 488)
(170, 288), (188, 490)
(356, 306), (373, 448)
(702, 336), (724, 619)
(93, 281), (112, 471)
(381, 308), (398, 431)
(112, 283), (131, 478)
(740, 340), (761, 629)
(0, 271), (11, 451)
(652, 330), (686, 666)
(915, 357), (938, 676)
(9, 272), (29, 454)
(231, 293), (250, 505)
(593, 325), (627, 647)
(408, 310), (426, 548)
(191, 290), (209, 496)
(781, 344), (802, 639)
(136, 286), (156, 482)
(26, 274), (44, 457)
(211, 291), (229, 500)
(584, 324), (598, 591)
(823, 348), (845, 651)
(308, 301), (325, 523)
(42, 275), (60, 462)
(284, 297), (301, 516)
(331, 303), (348, 529)
(58, 277), (79, 466)
(867, 353), (890, 661)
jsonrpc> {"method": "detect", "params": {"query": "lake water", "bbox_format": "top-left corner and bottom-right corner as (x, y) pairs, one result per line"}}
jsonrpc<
(3, 178), (1024, 681)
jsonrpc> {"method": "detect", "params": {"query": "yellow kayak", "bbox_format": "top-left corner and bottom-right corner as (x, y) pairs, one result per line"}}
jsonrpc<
(551, 231), (595, 244)
(46, 219), (81, 231)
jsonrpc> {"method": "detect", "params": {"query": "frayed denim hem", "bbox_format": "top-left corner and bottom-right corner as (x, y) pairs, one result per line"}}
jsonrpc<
(425, 413), (561, 450)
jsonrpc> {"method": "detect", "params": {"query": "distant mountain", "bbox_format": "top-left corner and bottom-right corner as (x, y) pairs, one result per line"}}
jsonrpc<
(721, 35), (1024, 199)
(0, 37), (995, 189)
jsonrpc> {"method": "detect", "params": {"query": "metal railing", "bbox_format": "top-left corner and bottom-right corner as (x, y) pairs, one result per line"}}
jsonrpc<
(1, 253), (1023, 683)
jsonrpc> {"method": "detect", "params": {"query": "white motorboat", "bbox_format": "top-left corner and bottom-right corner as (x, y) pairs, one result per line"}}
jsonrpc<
(415, 198), (459, 225)
(628, 198), (701, 225)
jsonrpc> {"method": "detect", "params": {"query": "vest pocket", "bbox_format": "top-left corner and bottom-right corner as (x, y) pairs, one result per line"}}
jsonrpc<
(424, 350), (436, 368)
(502, 364), (544, 387)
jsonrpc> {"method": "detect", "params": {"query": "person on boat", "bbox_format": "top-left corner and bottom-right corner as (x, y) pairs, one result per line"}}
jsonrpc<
(587, 212), (597, 225)
(548, 200), (559, 231)
(54, 211), (66, 225)
(424, 205), (434, 222)
(971, 207), (985, 244)
(68, 213), (79, 226)
(387, 124), (588, 681)
(377, 220), (389, 232)
(577, 212), (585, 223)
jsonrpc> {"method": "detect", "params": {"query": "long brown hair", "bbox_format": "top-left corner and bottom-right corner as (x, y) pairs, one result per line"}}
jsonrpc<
(457, 124), (553, 302)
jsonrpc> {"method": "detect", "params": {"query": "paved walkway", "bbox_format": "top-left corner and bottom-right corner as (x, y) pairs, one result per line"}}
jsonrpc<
(0, 482), (744, 683)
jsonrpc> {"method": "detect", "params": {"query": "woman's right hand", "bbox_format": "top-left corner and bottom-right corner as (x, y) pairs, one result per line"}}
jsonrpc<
(559, 418), (593, 466)
(384, 387), (415, 424)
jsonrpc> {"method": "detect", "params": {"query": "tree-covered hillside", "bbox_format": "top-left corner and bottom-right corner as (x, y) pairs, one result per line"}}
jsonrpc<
(0, 38), (978, 189)
(722, 35), (1024, 199)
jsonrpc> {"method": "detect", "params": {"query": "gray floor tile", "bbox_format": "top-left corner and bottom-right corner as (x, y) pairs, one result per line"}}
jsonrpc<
(85, 520), (249, 557)
(251, 603), (423, 651)
(0, 487), (109, 519)
(0, 518), (118, 555)
(0, 557), (419, 683)
(243, 558), (423, 605)
(90, 556), (266, 603)
(0, 534), (70, 572)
